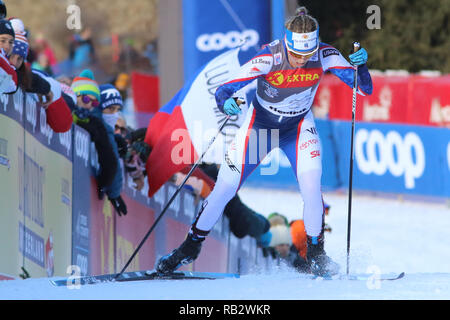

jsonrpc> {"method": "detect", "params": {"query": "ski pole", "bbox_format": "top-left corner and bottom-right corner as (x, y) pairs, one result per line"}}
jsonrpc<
(115, 100), (243, 279)
(346, 42), (360, 276)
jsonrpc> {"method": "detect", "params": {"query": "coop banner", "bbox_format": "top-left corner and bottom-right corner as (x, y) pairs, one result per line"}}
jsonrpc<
(333, 121), (449, 197)
(182, 0), (271, 81)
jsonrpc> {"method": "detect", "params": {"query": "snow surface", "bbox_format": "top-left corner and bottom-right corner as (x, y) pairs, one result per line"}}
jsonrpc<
(1, 188), (450, 300)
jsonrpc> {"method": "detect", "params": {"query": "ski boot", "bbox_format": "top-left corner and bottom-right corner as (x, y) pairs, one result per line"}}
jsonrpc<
(306, 235), (339, 277)
(156, 233), (204, 274)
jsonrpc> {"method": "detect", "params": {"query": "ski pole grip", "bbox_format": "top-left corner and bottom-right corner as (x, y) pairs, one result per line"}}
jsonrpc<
(352, 42), (361, 53)
(233, 97), (245, 106)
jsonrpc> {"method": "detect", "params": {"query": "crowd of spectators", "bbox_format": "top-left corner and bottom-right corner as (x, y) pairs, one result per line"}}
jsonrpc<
(0, 1), (333, 276)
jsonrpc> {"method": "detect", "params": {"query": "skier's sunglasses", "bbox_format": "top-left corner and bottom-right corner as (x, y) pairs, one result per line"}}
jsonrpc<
(288, 50), (316, 60)
(80, 95), (100, 107)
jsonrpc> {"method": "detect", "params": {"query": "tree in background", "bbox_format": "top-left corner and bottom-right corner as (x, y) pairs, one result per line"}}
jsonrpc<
(298, 0), (450, 73)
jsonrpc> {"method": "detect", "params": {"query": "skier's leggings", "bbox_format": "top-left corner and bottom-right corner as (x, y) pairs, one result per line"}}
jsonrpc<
(191, 105), (324, 238)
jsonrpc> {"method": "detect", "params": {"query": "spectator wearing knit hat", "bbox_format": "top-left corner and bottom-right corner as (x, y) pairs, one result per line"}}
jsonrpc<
(70, 69), (124, 216)
(6, 17), (72, 133)
(87, 83), (127, 216)
(267, 214), (309, 273)
(71, 69), (101, 110)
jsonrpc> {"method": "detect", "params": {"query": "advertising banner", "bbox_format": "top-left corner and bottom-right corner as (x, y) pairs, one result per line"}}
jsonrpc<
(314, 74), (450, 128)
(408, 75), (450, 127)
(336, 121), (449, 197)
(71, 125), (92, 276)
(0, 101), (25, 277)
(182, 0), (271, 81)
(0, 90), (72, 278)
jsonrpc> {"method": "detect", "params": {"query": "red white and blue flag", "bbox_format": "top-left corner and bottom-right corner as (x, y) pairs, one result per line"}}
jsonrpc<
(144, 48), (255, 197)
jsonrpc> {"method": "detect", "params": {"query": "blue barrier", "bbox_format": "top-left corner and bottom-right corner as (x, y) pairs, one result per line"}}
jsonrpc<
(245, 119), (450, 198)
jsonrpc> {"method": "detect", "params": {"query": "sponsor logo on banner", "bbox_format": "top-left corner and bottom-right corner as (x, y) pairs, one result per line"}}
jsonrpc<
(363, 86), (392, 121)
(355, 129), (425, 189)
(26, 96), (37, 133)
(13, 89), (24, 119)
(74, 129), (90, 167)
(39, 108), (54, 145)
(429, 98), (450, 125)
(19, 223), (45, 268)
(196, 29), (259, 52)
(59, 130), (72, 156)
(266, 68), (322, 88)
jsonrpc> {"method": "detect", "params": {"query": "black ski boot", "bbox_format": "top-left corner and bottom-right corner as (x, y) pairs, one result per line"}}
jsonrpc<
(306, 235), (339, 277)
(156, 233), (205, 274)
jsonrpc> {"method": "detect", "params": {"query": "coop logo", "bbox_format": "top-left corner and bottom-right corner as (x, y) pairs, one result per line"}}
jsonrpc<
(355, 129), (425, 189)
(196, 29), (259, 52)
(74, 130), (90, 167)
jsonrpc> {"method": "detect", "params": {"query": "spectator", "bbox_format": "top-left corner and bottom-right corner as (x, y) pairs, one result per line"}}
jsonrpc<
(266, 206), (333, 274)
(268, 223), (309, 273)
(113, 72), (130, 101)
(122, 126), (151, 191)
(68, 28), (96, 73)
(0, 19), (17, 94)
(96, 83), (128, 216)
(8, 19), (72, 132)
(71, 69), (126, 216)
(114, 115), (128, 137)
(34, 34), (57, 67)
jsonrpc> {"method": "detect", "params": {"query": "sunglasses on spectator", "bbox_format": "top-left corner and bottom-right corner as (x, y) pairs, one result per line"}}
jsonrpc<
(115, 124), (128, 135)
(81, 95), (100, 107)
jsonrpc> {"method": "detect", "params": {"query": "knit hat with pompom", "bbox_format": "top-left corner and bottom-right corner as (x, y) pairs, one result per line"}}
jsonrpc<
(70, 69), (100, 101)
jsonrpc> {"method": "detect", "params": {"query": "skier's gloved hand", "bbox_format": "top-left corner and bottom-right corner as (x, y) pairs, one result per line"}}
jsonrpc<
(223, 98), (241, 115)
(109, 195), (128, 216)
(349, 47), (368, 66)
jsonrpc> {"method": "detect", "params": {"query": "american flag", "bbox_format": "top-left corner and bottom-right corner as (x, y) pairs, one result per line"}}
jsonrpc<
(12, 32), (29, 59)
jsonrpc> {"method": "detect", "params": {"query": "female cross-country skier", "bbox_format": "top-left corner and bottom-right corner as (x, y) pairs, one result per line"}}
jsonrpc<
(156, 6), (372, 276)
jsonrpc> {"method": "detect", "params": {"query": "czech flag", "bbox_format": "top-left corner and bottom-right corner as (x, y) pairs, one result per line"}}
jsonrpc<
(144, 48), (255, 197)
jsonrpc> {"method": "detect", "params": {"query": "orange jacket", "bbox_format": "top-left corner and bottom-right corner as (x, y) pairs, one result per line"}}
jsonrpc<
(290, 220), (307, 259)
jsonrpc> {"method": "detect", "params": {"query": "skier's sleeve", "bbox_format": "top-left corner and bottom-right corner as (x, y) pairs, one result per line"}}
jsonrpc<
(215, 46), (273, 112)
(320, 44), (372, 95)
(0, 49), (18, 94)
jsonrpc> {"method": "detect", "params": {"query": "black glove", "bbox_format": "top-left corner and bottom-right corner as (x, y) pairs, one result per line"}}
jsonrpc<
(109, 195), (127, 216)
(114, 134), (128, 159)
